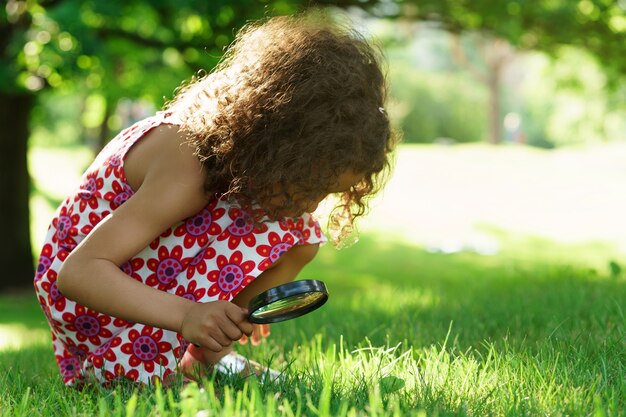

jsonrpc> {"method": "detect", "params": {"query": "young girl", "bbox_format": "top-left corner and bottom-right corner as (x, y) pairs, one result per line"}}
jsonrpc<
(33, 13), (395, 386)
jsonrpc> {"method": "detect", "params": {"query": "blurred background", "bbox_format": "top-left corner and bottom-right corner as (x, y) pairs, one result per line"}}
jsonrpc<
(1, 0), (625, 291)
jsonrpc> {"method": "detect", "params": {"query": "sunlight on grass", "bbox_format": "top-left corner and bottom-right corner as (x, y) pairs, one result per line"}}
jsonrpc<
(361, 143), (626, 253)
(0, 324), (48, 351)
(29, 147), (93, 200)
(29, 147), (93, 250)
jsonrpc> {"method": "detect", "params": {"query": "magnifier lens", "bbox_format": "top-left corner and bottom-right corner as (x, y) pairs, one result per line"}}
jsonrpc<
(248, 280), (328, 324)
(250, 291), (326, 320)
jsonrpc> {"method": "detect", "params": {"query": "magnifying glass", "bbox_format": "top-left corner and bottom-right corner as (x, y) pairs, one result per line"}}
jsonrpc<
(248, 280), (329, 324)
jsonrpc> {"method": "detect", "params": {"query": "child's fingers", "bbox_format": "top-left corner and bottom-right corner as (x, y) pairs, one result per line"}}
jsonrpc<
(221, 323), (244, 342)
(237, 324), (270, 345)
(224, 304), (253, 336)
(250, 326), (261, 346)
(203, 336), (227, 352)
(260, 324), (271, 338)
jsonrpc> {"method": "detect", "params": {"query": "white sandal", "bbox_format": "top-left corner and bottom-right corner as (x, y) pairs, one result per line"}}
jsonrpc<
(214, 352), (282, 383)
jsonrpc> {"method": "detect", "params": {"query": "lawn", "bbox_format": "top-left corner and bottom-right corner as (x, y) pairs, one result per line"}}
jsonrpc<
(1, 144), (624, 416)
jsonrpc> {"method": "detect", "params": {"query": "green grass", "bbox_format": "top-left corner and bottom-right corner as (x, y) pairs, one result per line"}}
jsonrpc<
(4, 144), (623, 416)
(2, 235), (625, 416)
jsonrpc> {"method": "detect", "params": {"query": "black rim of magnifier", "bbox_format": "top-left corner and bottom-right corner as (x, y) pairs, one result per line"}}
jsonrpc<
(248, 279), (328, 324)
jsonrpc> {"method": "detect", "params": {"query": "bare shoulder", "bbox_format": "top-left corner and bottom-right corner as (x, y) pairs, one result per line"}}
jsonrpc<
(125, 124), (204, 194)
(67, 124), (210, 267)
(124, 123), (209, 220)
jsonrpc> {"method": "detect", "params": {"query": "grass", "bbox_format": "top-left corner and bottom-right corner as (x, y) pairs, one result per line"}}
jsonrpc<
(2, 235), (625, 416)
(2, 143), (624, 416)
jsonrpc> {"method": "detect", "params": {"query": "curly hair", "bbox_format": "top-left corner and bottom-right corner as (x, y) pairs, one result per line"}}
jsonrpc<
(165, 12), (396, 246)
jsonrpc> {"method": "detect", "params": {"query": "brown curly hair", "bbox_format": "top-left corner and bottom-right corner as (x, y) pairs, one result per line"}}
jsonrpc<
(165, 12), (396, 245)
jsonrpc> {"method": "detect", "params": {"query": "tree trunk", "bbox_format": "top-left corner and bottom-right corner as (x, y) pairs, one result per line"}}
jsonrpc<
(487, 68), (502, 144)
(97, 97), (113, 153)
(0, 92), (35, 290)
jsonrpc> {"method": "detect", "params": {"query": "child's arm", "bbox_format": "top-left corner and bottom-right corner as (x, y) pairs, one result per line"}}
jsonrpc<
(57, 125), (252, 351)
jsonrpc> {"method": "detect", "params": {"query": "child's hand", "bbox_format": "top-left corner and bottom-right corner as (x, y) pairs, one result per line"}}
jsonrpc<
(181, 300), (253, 352)
(238, 324), (270, 346)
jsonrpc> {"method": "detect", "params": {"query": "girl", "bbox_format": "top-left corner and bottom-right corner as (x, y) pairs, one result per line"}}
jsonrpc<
(33, 13), (395, 386)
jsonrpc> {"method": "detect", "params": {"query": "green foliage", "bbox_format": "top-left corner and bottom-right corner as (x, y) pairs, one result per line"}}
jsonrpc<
(3, 0), (304, 94)
(382, 0), (626, 83)
(4, 0), (625, 148)
(29, 90), (84, 147)
(376, 20), (626, 147)
(1, 0), (304, 141)
(389, 65), (488, 143)
(608, 260), (622, 278)
(520, 48), (626, 147)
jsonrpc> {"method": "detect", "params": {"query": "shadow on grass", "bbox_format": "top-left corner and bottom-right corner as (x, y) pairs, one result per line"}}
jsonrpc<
(283, 233), (624, 346)
(269, 233), (626, 391)
(2, 232), (625, 354)
(0, 290), (47, 329)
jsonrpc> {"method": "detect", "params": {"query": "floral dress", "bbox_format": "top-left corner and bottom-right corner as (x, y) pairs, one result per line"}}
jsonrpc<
(33, 112), (326, 386)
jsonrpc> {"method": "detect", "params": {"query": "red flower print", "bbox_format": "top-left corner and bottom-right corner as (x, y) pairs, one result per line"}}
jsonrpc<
(113, 317), (130, 328)
(51, 205), (80, 248)
(307, 215), (324, 239)
(148, 228), (175, 251)
(41, 269), (67, 312)
(174, 204), (225, 249)
(256, 232), (295, 271)
(34, 243), (55, 281)
(283, 217), (310, 245)
(38, 295), (65, 335)
(121, 257), (145, 281)
(174, 333), (190, 360)
(91, 336), (122, 369)
(207, 251), (255, 300)
(74, 171), (104, 212)
(185, 246), (215, 279)
(56, 351), (83, 383)
(62, 304), (113, 346)
(120, 326), (172, 373)
(103, 363), (139, 382)
(103, 179), (134, 209)
(80, 211), (111, 235)
(103, 153), (123, 179)
(145, 245), (189, 289)
(149, 236), (161, 250)
(217, 208), (268, 250)
(174, 280), (206, 302)
(64, 338), (90, 361)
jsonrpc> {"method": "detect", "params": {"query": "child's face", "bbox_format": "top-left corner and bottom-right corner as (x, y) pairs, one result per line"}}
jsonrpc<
(267, 170), (364, 217)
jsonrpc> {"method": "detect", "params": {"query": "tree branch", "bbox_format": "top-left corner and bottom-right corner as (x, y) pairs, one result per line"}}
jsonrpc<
(96, 27), (210, 50)
(450, 34), (488, 84)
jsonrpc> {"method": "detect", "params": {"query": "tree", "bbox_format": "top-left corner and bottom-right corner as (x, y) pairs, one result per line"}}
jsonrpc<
(350, 0), (626, 80)
(397, 0), (626, 143)
(2, 0), (624, 289)
(0, 0), (302, 290)
(450, 34), (516, 144)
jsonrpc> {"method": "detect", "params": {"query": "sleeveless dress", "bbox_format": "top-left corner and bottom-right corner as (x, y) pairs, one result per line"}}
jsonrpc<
(33, 112), (326, 386)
